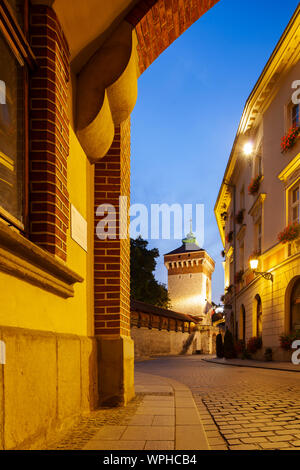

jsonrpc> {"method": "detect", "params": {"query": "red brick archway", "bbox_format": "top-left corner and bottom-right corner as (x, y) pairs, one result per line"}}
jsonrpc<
(127, 0), (220, 74)
(94, 0), (220, 337)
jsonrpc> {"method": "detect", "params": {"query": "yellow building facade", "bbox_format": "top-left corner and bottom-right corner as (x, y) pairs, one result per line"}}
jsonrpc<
(215, 5), (300, 361)
(0, 0), (220, 449)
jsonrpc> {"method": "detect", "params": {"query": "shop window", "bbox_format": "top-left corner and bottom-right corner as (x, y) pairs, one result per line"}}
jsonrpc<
(0, 0), (29, 229)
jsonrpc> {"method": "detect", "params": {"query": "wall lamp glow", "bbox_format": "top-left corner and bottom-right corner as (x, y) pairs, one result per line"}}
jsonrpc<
(243, 142), (254, 156)
(249, 258), (273, 282)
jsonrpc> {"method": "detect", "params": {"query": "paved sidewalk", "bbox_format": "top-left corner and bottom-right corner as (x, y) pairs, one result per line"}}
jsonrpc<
(203, 357), (300, 372)
(82, 372), (210, 451)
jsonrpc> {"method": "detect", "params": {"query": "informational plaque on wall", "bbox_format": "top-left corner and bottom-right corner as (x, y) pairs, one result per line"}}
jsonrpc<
(71, 204), (88, 252)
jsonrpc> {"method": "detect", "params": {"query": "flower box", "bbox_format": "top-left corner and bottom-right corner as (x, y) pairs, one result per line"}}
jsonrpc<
(279, 331), (300, 350)
(248, 175), (261, 195)
(278, 222), (300, 244)
(281, 126), (300, 153)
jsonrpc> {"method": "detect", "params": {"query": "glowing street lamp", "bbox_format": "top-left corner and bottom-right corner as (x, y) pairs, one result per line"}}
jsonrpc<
(243, 142), (253, 156)
(249, 258), (273, 282)
(249, 258), (259, 270)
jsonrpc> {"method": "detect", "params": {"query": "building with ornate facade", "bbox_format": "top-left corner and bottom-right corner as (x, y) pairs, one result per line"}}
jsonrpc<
(0, 0), (221, 449)
(215, 5), (300, 360)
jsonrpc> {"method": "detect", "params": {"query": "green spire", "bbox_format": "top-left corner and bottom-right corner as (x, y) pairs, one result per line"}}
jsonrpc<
(182, 219), (198, 245)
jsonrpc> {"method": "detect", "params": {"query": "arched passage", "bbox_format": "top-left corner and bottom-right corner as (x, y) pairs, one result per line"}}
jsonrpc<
(75, 0), (220, 161)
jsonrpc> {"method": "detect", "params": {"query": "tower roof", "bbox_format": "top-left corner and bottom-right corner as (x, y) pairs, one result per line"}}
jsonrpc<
(164, 243), (204, 256)
(164, 227), (204, 256)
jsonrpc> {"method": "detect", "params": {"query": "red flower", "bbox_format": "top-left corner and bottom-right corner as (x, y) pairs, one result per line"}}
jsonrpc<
(278, 223), (300, 244)
(281, 126), (300, 153)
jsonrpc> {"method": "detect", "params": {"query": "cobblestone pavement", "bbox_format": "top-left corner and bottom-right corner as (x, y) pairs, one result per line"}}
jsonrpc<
(136, 356), (300, 450)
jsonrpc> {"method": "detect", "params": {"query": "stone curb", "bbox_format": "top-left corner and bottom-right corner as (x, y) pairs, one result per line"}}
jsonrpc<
(202, 358), (300, 373)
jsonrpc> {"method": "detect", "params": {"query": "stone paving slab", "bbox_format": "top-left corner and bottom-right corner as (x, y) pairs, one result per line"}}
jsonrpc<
(81, 372), (210, 451)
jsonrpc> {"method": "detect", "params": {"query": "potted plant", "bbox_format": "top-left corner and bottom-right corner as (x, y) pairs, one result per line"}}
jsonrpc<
(235, 209), (245, 225)
(279, 331), (300, 350)
(278, 222), (300, 244)
(247, 336), (262, 354)
(281, 126), (300, 153)
(248, 175), (262, 195)
(264, 347), (273, 362)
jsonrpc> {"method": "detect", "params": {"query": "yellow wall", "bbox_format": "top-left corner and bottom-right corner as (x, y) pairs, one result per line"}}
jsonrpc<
(0, 127), (94, 337)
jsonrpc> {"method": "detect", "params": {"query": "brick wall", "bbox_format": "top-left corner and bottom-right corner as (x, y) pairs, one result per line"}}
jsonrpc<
(94, 119), (131, 337)
(29, 5), (70, 261)
(126, 0), (220, 74)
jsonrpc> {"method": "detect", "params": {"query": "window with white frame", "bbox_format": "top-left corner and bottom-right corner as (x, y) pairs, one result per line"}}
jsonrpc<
(289, 182), (300, 224)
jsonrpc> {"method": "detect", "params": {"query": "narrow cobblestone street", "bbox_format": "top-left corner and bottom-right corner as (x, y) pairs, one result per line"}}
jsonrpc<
(49, 356), (300, 451)
(136, 357), (300, 450)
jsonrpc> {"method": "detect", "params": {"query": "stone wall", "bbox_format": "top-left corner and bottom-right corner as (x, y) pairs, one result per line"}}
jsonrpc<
(131, 327), (196, 358)
(131, 300), (218, 359)
(0, 326), (98, 450)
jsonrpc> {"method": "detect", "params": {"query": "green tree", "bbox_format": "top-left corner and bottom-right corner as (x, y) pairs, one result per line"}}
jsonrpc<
(130, 237), (170, 308)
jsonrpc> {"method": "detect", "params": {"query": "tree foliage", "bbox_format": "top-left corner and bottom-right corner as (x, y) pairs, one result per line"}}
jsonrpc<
(130, 237), (170, 308)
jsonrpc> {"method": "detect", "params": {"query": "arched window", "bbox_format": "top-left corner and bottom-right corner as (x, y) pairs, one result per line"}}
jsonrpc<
(290, 280), (300, 332)
(255, 295), (262, 337)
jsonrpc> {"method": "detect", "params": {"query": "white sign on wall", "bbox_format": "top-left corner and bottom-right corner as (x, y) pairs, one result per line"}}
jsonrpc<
(71, 204), (88, 252)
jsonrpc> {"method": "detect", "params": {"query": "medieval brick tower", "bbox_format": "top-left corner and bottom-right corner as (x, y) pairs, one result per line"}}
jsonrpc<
(164, 230), (215, 325)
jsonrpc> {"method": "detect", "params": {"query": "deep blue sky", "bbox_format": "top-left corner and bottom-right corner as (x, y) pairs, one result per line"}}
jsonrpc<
(131, 0), (300, 304)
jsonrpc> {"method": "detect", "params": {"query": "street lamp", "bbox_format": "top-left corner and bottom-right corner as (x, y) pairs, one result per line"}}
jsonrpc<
(249, 257), (273, 282)
(243, 142), (253, 156)
(243, 141), (254, 166)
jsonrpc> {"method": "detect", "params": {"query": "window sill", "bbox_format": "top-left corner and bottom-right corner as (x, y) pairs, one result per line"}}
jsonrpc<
(0, 220), (83, 298)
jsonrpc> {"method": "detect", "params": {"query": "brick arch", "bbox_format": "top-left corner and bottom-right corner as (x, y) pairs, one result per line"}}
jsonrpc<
(126, 0), (220, 74)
